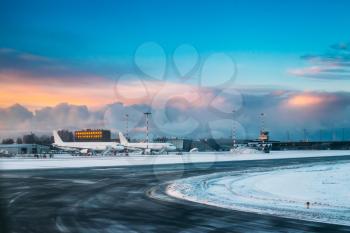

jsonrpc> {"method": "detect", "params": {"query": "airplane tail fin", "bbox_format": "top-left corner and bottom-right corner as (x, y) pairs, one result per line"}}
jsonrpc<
(118, 132), (128, 145)
(53, 130), (64, 144)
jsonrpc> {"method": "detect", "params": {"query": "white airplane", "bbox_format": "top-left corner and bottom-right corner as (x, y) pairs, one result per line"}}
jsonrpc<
(52, 130), (124, 153)
(118, 132), (177, 154)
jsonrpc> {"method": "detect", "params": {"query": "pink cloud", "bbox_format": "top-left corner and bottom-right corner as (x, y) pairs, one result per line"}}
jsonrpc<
(0, 70), (224, 111)
(288, 66), (323, 76)
(284, 92), (337, 108)
(17, 53), (52, 62)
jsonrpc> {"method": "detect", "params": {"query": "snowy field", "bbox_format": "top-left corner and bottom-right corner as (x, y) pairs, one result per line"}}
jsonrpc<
(0, 150), (350, 170)
(166, 161), (350, 226)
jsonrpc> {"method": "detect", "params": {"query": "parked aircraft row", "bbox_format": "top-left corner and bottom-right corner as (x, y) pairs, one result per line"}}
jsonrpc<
(52, 131), (176, 154)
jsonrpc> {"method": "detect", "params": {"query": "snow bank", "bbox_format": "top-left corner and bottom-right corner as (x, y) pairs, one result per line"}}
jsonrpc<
(0, 150), (349, 170)
(166, 161), (350, 226)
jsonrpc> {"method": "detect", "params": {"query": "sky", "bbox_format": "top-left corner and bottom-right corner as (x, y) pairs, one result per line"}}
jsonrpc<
(1, 0), (350, 140)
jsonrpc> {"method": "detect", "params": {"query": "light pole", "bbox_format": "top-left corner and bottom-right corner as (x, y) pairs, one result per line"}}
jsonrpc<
(144, 112), (152, 149)
(259, 113), (266, 144)
(260, 113), (265, 133)
(125, 113), (129, 139)
(125, 113), (129, 155)
(303, 129), (308, 142)
(232, 110), (236, 148)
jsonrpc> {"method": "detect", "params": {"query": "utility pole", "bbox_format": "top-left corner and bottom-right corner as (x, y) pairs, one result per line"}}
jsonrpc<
(144, 112), (152, 149)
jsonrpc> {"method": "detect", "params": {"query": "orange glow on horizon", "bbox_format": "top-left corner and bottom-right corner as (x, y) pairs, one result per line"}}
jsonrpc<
(287, 94), (323, 107)
(1, 82), (115, 110)
(0, 71), (218, 111)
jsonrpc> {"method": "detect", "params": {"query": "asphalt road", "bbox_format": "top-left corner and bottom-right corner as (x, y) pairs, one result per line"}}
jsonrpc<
(1, 155), (350, 233)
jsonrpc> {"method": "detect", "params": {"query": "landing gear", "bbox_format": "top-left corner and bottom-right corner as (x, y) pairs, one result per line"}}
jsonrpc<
(143, 148), (152, 155)
(124, 148), (129, 156)
(260, 143), (271, 153)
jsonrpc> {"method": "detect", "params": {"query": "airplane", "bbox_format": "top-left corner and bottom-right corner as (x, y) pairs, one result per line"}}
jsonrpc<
(52, 130), (124, 154)
(118, 132), (177, 154)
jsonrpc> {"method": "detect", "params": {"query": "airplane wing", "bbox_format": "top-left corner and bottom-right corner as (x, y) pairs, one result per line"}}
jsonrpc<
(123, 146), (144, 152)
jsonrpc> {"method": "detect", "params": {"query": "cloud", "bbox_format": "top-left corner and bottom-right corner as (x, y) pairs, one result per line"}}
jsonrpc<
(288, 66), (323, 76)
(0, 70), (117, 110)
(0, 47), (131, 80)
(288, 42), (350, 79)
(1, 90), (350, 141)
(286, 93), (332, 107)
(0, 48), (65, 77)
(0, 103), (102, 134)
(0, 104), (33, 130)
(0, 65), (231, 111)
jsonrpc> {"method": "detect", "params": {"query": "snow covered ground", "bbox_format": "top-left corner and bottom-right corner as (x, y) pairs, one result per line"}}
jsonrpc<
(166, 161), (350, 226)
(0, 150), (349, 170)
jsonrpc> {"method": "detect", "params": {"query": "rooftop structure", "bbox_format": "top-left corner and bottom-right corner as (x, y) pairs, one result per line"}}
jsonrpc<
(74, 129), (111, 142)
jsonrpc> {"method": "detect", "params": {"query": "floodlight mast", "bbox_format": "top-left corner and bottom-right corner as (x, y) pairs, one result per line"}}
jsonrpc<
(144, 112), (152, 149)
(125, 113), (129, 155)
(125, 113), (129, 139)
(260, 113), (265, 133)
(232, 110), (236, 148)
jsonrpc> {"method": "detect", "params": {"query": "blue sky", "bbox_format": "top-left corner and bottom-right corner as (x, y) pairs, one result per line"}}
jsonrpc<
(1, 0), (350, 139)
(1, 0), (349, 56)
(2, 0), (350, 90)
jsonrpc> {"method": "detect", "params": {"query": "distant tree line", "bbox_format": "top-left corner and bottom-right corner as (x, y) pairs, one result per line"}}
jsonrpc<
(1, 133), (54, 146)
(1, 130), (75, 145)
(57, 130), (74, 142)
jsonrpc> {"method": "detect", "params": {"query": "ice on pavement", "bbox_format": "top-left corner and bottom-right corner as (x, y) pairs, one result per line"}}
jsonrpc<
(0, 150), (350, 170)
(166, 161), (350, 226)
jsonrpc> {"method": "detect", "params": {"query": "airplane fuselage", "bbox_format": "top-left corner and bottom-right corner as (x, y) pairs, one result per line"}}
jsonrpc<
(52, 130), (124, 153)
(118, 132), (177, 152)
(124, 142), (176, 151)
(53, 142), (124, 151)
